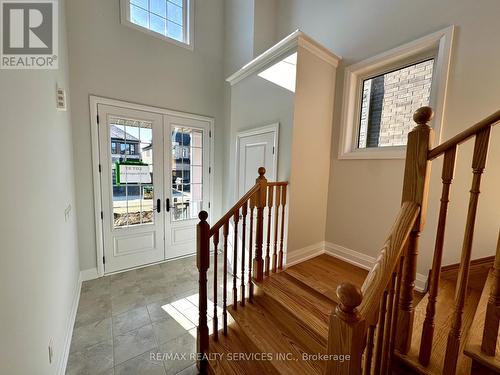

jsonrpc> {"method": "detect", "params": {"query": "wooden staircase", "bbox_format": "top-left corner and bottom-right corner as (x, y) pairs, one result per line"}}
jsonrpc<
(195, 106), (500, 374)
(208, 255), (366, 375)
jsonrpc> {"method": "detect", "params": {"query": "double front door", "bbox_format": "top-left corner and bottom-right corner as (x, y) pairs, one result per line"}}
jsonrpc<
(98, 104), (210, 273)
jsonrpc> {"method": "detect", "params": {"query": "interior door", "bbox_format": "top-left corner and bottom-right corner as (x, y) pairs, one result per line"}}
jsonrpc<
(165, 115), (211, 259)
(236, 125), (278, 197)
(98, 104), (165, 273)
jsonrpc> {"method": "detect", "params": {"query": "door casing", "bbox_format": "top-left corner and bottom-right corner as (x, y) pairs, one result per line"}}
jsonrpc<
(90, 96), (214, 277)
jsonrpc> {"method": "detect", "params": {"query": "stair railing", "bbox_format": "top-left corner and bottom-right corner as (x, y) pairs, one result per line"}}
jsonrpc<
(325, 106), (500, 375)
(196, 167), (288, 373)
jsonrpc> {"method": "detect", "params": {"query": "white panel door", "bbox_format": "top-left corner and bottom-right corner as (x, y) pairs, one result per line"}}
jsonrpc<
(165, 115), (211, 259)
(98, 105), (165, 273)
(236, 125), (278, 197)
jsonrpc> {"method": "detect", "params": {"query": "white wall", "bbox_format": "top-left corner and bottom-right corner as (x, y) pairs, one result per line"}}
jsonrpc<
(276, 0), (500, 275)
(66, 0), (225, 271)
(0, 0), (80, 373)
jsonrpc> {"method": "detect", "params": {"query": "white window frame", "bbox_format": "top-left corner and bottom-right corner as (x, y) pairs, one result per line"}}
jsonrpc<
(338, 26), (454, 160)
(120, 0), (194, 50)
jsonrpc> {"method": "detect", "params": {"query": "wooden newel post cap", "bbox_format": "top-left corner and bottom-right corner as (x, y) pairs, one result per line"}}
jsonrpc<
(413, 106), (434, 125)
(198, 211), (209, 222)
(258, 167), (266, 177)
(336, 283), (362, 314)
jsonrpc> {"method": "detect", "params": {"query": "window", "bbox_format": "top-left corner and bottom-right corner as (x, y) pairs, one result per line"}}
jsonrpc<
(358, 59), (434, 149)
(120, 0), (193, 49)
(338, 26), (454, 159)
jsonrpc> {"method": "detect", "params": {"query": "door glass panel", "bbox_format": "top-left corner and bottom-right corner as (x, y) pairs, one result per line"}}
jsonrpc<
(171, 127), (204, 221)
(110, 117), (154, 228)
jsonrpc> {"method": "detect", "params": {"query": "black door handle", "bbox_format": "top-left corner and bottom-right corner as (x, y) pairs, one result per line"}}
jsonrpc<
(156, 199), (161, 213)
(166, 198), (171, 212)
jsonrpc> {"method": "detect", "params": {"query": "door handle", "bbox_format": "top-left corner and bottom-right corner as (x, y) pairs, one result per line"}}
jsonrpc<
(166, 198), (171, 212)
(156, 199), (161, 213)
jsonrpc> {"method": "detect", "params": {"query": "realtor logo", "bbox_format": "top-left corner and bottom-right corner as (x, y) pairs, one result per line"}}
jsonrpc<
(1, 0), (58, 69)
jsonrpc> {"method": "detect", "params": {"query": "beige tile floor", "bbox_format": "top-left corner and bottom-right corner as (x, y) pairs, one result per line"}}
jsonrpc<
(67, 255), (225, 375)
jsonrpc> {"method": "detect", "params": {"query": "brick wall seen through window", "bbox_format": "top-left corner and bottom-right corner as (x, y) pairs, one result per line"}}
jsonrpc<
(358, 59), (434, 148)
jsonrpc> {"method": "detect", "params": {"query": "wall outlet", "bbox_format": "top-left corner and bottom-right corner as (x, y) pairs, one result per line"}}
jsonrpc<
(48, 339), (54, 364)
(64, 204), (72, 222)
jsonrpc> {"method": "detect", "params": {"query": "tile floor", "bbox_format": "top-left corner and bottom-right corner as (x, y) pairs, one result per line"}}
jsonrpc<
(67, 255), (224, 375)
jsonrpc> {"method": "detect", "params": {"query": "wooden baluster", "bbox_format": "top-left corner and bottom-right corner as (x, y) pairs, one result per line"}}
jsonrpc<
(196, 211), (210, 374)
(248, 196), (255, 302)
(265, 185), (274, 276)
(233, 210), (239, 309)
(279, 185), (287, 270)
(482, 229), (500, 355)
(240, 202), (247, 306)
(326, 283), (365, 375)
(419, 146), (457, 365)
(253, 167), (267, 282)
(273, 186), (281, 273)
(396, 107), (434, 353)
(212, 231), (219, 342)
(374, 290), (388, 375)
(364, 325), (376, 375)
(444, 127), (491, 374)
(222, 222), (229, 335)
(389, 255), (405, 357)
(380, 273), (397, 375)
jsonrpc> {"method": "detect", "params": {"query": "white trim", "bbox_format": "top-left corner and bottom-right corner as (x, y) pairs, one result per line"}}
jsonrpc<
(80, 268), (99, 282)
(58, 276), (82, 375)
(284, 241), (325, 268)
(119, 0), (194, 51)
(338, 26), (455, 160)
(234, 123), (279, 202)
(226, 30), (341, 86)
(324, 242), (427, 292)
(89, 95), (214, 277)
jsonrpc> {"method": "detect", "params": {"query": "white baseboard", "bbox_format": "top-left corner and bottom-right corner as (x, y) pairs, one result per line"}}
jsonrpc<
(285, 241), (326, 267)
(324, 242), (428, 292)
(80, 267), (99, 282)
(58, 274), (82, 375)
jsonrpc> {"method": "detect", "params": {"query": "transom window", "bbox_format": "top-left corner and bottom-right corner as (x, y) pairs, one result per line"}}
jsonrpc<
(120, 0), (192, 48)
(358, 59), (434, 149)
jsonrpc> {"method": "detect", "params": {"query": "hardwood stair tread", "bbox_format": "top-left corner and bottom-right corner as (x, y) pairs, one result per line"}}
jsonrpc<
(394, 278), (482, 375)
(284, 254), (367, 304)
(227, 299), (325, 375)
(464, 268), (500, 372)
(207, 325), (280, 375)
(254, 271), (336, 345)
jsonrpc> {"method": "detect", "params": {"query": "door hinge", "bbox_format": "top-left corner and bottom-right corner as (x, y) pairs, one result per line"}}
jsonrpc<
(100, 211), (103, 220)
(97, 114), (100, 124)
(209, 130), (212, 138)
(98, 164), (102, 173)
(273, 146), (275, 155)
(208, 202), (211, 209)
(209, 166), (211, 174)
(102, 256), (105, 264)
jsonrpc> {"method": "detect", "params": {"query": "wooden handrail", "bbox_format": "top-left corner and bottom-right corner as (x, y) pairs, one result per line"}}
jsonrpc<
(209, 184), (260, 236)
(428, 109), (500, 160)
(359, 201), (420, 325)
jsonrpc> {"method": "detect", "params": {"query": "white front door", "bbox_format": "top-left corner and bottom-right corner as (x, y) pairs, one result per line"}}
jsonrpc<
(97, 104), (211, 273)
(236, 124), (278, 197)
(165, 115), (211, 259)
(98, 105), (165, 273)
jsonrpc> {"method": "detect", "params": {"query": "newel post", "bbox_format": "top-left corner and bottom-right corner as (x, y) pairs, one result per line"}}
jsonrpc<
(253, 167), (267, 282)
(196, 211), (210, 374)
(325, 283), (365, 375)
(396, 107), (434, 353)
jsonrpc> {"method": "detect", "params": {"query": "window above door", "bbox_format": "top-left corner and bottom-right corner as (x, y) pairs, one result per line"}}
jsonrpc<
(120, 0), (193, 49)
(338, 26), (454, 159)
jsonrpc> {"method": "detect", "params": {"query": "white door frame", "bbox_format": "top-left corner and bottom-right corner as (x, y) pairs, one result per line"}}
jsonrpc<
(90, 95), (214, 277)
(234, 123), (279, 201)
